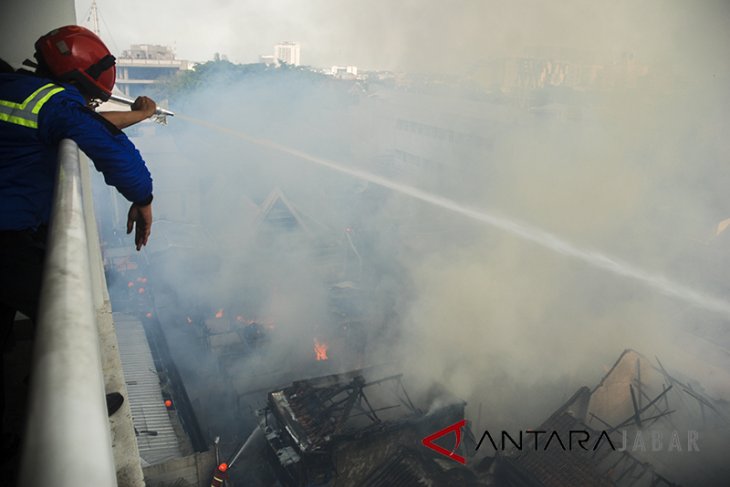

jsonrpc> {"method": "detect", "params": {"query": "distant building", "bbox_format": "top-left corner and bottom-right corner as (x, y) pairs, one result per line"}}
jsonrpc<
(475, 48), (648, 95)
(259, 54), (278, 66)
(115, 44), (193, 98)
(330, 65), (358, 79)
(274, 41), (301, 66)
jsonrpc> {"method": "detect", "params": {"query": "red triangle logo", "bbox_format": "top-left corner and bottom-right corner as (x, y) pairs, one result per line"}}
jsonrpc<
(421, 419), (467, 464)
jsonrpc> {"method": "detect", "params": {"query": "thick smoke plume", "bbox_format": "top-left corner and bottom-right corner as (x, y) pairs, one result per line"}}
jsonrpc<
(96, 0), (730, 482)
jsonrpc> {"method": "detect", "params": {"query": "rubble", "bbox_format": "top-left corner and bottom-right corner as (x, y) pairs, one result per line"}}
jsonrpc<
(256, 369), (466, 486)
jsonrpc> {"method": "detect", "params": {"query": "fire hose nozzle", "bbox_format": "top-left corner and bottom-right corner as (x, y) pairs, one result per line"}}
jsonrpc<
(155, 106), (175, 117)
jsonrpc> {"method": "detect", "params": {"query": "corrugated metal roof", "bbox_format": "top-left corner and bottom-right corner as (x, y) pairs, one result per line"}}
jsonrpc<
(115, 313), (182, 465)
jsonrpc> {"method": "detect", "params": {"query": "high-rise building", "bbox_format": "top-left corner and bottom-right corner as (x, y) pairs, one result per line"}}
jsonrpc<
(274, 41), (301, 66)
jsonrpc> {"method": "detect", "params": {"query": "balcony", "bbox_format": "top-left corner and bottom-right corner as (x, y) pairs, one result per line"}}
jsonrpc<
(12, 141), (143, 486)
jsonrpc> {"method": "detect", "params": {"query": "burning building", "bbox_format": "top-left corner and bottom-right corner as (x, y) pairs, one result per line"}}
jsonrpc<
(491, 392), (678, 487)
(256, 368), (468, 486)
(486, 349), (730, 487)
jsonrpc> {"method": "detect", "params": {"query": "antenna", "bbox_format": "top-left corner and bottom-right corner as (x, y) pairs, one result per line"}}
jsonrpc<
(83, 0), (120, 54)
(86, 0), (101, 36)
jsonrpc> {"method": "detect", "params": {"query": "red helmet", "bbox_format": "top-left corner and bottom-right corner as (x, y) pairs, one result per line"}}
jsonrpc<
(35, 25), (116, 101)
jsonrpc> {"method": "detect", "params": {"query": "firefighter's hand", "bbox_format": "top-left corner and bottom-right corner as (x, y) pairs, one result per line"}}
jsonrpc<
(131, 96), (157, 118)
(127, 202), (153, 251)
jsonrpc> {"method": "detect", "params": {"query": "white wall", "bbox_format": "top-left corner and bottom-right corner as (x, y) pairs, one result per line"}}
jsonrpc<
(0, 0), (76, 68)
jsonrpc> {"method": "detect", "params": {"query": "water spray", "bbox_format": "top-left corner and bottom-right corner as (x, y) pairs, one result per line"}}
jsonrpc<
(177, 114), (730, 317)
(226, 426), (264, 469)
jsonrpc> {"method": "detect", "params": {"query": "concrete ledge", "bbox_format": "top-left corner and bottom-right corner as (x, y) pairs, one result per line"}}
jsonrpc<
(99, 305), (146, 486)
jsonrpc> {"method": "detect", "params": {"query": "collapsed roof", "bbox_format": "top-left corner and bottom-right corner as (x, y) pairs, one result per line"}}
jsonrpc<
(258, 368), (466, 486)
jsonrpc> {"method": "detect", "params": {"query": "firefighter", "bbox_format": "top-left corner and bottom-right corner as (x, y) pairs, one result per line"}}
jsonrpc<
(210, 463), (228, 486)
(0, 25), (155, 474)
(0, 24), (155, 320)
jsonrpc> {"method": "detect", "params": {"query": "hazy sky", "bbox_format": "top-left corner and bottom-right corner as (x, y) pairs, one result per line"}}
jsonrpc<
(75, 0), (730, 72)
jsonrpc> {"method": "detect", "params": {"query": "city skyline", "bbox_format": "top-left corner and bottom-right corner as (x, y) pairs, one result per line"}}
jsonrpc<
(74, 0), (729, 77)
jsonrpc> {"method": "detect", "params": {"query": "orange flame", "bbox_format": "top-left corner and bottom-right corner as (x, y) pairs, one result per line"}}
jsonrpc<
(314, 339), (329, 361)
(215, 309), (224, 319)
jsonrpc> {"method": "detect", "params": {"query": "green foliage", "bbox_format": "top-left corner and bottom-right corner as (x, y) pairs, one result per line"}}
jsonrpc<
(159, 60), (328, 102)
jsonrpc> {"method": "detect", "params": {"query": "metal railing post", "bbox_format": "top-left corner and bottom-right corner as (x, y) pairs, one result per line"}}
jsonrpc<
(19, 139), (117, 486)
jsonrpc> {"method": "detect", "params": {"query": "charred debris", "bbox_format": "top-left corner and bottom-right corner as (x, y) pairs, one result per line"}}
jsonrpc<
(111, 252), (729, 485)
(256, 368), (468, 486)
(103, 188), (730, 486)
(223, 349), (729, 486)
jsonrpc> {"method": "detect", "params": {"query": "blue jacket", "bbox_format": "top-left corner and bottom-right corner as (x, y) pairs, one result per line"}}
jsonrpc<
(0, 72), (153, 231)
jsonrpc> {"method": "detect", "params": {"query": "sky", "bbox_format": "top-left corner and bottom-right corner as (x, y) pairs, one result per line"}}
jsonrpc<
(75, 0), (730, 73)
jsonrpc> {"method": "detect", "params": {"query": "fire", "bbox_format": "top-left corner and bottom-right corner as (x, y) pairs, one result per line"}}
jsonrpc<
(314, 339), (329, 361)
(215, 309), (224, 319)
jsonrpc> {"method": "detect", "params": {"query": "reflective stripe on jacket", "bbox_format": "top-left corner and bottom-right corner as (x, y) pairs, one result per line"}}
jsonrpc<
(0, 83), (65, 128)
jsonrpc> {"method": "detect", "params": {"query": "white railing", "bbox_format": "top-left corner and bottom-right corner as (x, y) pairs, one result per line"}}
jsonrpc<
(18, 140), (118, 486)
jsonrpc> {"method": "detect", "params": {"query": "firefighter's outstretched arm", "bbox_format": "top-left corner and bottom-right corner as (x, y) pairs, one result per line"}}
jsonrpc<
(99, 96), (157, 129)
(40, 87), (154, 251)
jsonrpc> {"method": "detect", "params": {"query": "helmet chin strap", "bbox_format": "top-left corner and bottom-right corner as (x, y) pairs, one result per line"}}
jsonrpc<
(85, 54), (115, 80)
